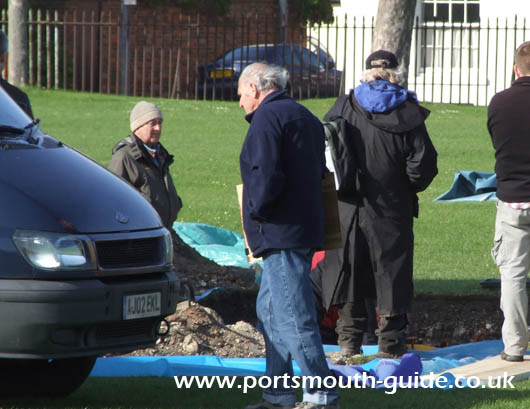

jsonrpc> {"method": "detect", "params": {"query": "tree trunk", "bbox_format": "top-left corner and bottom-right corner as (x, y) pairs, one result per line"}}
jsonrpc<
(279, 0), (288, 43)
(7, 0), (29, 87)
(372, 0), (417, 88)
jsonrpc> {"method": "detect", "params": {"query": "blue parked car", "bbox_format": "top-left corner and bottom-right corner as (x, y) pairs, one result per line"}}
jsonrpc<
(198, 43), (343, 100)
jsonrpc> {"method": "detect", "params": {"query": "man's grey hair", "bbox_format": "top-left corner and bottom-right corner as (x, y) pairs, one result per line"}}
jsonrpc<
(239, 62), (289, 92)
(360, 61), (406, 87)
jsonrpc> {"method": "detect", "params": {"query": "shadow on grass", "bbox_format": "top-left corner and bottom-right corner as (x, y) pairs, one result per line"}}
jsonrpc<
(1, 377), (530, 409)
(413, 278), (501, 296)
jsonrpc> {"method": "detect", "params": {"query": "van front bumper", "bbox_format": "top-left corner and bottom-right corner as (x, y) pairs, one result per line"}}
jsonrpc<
(0, 272), (179, 359)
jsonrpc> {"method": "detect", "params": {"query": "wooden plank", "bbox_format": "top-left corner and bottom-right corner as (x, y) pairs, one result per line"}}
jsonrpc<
(425, 355), (530, 384)
(235, 184), (262, 264)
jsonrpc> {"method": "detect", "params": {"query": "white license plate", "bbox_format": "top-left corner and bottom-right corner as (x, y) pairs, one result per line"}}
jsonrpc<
(123, 292), (161, 320)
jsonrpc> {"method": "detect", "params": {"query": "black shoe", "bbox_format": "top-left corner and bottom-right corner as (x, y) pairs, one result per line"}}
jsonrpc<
(500, 351), (524, 362)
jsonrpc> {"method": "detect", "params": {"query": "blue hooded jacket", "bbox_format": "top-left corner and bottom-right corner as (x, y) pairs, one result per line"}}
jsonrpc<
(354, 80), (417, 113)
(239, 90), (326, 257)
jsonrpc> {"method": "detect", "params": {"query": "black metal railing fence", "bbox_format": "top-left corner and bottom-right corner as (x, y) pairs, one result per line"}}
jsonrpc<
(1, 9), (528, 105)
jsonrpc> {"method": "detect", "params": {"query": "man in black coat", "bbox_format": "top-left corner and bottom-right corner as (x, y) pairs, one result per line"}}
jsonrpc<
(314, 50), (438, 357)
(488, 41), (530, 363)
(0, 30), (33, 118)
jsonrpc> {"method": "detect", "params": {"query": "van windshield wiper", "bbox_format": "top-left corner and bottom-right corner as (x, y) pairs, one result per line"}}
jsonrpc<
(24, 118), (40, 144)
(0, 125), (25, 136)
(0, 119), (42, 143)
(24, 118), (40, 129)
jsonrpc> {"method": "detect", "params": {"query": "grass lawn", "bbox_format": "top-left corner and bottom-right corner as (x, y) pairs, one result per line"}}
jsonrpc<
(26, 88), (498, 295)
(2, 376), (530, 408)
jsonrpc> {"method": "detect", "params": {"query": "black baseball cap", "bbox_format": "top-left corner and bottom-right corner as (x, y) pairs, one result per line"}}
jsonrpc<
(365, 50), (399, 69)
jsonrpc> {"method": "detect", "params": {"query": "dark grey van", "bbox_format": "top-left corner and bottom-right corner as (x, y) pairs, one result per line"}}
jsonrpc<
(0, 87), (178, 396)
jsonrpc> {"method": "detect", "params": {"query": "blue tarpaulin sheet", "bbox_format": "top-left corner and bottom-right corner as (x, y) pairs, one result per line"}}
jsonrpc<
(90, 340), (507, 381)
(434, 171), (497, 202)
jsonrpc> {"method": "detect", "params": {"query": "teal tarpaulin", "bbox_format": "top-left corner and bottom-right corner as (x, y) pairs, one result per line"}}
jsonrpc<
(434, 171), (497, 202)
(173, 222), (261, 268)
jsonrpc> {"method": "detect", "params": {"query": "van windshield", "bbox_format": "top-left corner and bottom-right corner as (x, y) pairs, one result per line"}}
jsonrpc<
(0, 87), (33, 131)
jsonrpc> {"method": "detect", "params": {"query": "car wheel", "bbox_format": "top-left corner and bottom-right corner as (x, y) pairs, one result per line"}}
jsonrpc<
(0, 356), (97, 397)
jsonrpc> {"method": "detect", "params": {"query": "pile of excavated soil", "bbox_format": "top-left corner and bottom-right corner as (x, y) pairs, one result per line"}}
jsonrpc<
(128, 234), (505, 358)
(128, 301), (265, 358)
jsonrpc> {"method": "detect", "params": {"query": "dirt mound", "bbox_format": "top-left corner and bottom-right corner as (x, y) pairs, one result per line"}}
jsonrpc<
(171, 230), (256, 293)
(128, 291), (504, 358)
(127, 234), (505, 358)
(408, 293), (503, 347)
(125, 233), (265, 357)
(128, 301), (265, 358)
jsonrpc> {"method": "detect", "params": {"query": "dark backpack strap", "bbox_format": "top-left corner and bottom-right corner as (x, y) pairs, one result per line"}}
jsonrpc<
(323, 92), (361, 202)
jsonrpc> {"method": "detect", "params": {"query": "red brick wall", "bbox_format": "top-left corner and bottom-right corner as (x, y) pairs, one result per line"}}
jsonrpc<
(0, 0), (307, 98)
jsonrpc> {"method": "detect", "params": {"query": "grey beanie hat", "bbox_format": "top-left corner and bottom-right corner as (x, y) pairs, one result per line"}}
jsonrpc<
(130, 101), (163, 132)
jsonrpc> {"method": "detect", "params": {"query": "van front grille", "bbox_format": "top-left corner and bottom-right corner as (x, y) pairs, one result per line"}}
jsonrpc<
(94, 318), (156, 342)
(95, 237), (160, 268)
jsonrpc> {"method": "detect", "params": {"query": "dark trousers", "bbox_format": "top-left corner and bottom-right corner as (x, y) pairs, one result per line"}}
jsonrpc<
(336, 301), (408, 354)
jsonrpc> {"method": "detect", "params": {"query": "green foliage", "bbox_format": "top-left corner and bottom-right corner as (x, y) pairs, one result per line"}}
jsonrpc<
(290, 0), (334, 25)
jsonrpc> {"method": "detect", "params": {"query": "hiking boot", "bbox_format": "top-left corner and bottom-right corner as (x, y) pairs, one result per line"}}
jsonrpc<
(374, 350), (407, 359)
(295, 402), (339, 409)
(338, 344), (362, 356)
(244, 401), (294, 409)
(500, 351), (524, 362)
(376, 316), (408, 359)
(375, 343), (408, 359)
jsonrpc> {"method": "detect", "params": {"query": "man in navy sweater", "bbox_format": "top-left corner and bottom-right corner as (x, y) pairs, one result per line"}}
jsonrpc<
(488, 41), (530, 362)
(239, 62), (338, 409)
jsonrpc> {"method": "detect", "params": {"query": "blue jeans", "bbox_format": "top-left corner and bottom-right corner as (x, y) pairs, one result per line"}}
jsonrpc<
(258, 248), (338, 406)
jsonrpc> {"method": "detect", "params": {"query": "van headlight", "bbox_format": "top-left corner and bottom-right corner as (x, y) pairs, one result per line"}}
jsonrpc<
(162, 228), (173, 265)
(13, 230), (95, 270)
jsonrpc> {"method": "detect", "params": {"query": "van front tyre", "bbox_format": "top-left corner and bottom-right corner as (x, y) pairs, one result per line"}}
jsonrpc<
(0, 356), (97, 398)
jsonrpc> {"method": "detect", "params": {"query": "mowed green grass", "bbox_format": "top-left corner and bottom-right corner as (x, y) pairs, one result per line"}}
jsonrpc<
(26, 88), (498, 295)
(2, 376), (530, 409)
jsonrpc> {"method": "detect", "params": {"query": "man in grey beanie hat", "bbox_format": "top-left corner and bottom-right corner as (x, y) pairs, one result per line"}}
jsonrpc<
(108, 101), (182, 229)
(0, 29), (33, 118)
